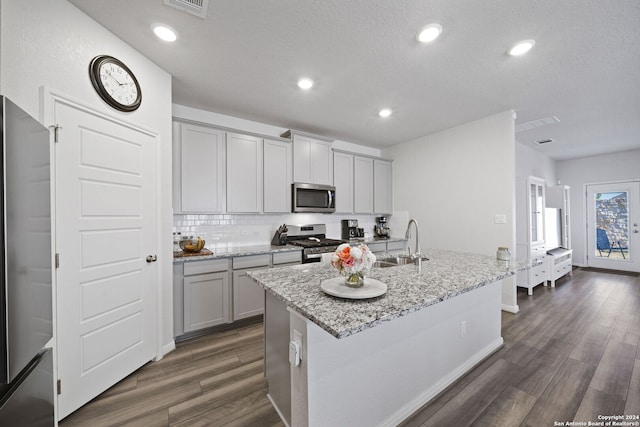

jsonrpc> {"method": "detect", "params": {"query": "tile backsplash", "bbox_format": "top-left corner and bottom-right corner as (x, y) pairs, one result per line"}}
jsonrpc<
(173, 213), (403, 248)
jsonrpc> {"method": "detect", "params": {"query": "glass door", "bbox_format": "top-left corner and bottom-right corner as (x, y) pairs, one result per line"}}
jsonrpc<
(586, 182), (640, 271)
(530, 181), (545, 245)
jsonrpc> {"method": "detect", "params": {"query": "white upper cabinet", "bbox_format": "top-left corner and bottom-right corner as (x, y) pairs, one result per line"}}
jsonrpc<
(226, 132), (263, 213)
(174, 122), (225, 213)
(292, 134), (333, 185)
(333, 152), (354, 213)
(374, 159), (393, 214)
(354, 156), (374, 213)
(263, 139), (292, 213)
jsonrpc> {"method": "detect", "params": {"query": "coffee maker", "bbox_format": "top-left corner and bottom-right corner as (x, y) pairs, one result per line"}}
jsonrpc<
(341, 219), (364, 239)
(374, 216), (390, 238)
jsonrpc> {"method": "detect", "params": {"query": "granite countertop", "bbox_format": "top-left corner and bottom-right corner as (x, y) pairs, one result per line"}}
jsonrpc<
(173, 244), (302, 263)
(247, 249), (538, 339)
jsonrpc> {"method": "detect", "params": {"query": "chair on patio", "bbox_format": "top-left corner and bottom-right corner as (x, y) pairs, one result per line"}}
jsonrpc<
(596, 228), (626, 259)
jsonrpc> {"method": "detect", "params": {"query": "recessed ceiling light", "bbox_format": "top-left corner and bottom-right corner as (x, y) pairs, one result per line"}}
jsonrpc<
(416, 24), (443, 43)
(379, 108), (392, 118)
(297, 78), (314, 90)
(153, 25), (177, 42)
(508, 39), (535, 56)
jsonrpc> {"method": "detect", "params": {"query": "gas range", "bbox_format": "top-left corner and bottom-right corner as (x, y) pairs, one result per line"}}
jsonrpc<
(285, 224), (346, 263)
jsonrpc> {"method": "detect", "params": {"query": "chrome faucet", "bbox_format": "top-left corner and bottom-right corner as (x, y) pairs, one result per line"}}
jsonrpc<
(405, 218), (422, 272)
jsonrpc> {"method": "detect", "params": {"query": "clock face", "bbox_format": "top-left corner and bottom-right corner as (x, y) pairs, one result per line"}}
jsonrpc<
(89, 56), (142, 112)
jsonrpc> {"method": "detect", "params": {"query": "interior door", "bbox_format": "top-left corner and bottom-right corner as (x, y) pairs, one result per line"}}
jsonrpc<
(54, 100), (158, 419)
(586, 182), (640, 271)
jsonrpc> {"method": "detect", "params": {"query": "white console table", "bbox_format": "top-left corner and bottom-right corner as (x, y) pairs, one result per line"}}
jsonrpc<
(546, 248), (573, 288)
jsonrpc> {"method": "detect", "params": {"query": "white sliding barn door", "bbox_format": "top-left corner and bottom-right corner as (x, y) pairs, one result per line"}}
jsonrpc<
(54, 99), (158, 419)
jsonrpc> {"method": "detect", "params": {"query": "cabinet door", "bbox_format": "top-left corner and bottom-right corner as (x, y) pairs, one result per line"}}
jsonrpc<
(180, 124), (225, 213)
(354, 156), (373, 213)
(333, 152), (354, 213)
(293, 135), (333, 185)
(374, 159), (393, 214)
(233, 269), (265, 320)
(183, 271), (230, 332)
(310, 140), (333, 185)
(529, 179), (546, 246)
(264, 139), (292, 213)
(293, 136), (312, 183)
(227, 132), (263, 213)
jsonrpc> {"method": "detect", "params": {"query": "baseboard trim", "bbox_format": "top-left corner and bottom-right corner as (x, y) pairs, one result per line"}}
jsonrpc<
(501, 303), (520, 313)
(379, 337), (504, 427)
(161, 340), (176, 358)
(579, 267), (640, 277)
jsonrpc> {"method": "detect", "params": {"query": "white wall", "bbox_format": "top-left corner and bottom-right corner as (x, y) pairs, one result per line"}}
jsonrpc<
(557, 149), (640, 266)
(384, 111), (518, 312)
(515, 141), (557, 184)
(384, 111), (516, 256)
(1, 0), (174, 355)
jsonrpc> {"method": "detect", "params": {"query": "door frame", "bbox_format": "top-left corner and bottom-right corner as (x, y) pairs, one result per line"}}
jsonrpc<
(41, 87), (166, 416)
(584, 179), (640, 271)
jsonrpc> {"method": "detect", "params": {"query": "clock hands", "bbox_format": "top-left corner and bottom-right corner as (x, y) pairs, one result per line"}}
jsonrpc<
(104, 70), (124, 87)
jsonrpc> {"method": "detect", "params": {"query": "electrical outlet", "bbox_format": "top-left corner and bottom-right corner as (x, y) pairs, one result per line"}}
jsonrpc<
(494, 214), (507, 224)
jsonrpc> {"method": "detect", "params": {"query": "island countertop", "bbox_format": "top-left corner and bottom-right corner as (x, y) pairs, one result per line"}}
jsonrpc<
(248, 248), (536, 339)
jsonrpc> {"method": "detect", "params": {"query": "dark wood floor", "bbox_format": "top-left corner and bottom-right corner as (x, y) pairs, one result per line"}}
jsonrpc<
(61, 268), (640, 426)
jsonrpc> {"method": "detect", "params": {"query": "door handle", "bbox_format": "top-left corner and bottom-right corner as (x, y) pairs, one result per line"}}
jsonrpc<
(146, 255), (157, 263)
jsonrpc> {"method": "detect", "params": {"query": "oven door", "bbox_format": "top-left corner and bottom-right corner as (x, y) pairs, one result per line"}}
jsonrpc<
(292, 183), (336, 213)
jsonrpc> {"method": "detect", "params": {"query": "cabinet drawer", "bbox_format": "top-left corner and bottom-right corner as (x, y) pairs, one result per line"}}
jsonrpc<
(531, 245), (546, 259)
(530, 263), (546, 284)
(555, 262), (572, 275)
(273, 251), (301, 265)
(386, 240), (406, 251)
(233, 254), (271, 270)
(368, 242), (386, 254)
(184, 258), (230, 276)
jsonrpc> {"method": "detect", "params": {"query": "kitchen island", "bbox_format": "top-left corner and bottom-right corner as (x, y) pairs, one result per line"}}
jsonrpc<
(248, 249), (533, 427)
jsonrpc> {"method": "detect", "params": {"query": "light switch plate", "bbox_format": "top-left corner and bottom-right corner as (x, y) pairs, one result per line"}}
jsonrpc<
(494, 214), (507, 224)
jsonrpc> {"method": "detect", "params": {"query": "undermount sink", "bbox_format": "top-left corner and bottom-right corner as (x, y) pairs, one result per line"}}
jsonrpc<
(373, 255), (429, 268)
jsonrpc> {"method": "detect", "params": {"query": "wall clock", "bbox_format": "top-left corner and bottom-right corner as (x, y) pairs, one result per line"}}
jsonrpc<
(89, 55), (142, 112)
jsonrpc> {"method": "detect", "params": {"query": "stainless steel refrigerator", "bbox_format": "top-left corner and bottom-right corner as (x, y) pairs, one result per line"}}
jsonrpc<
(0, 96), (54, 425)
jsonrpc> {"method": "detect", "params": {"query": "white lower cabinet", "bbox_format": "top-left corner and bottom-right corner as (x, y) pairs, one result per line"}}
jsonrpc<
(546, 248), (573, 287)
(175, 250), (302, 338)
(182, 258), (231, 333)
(232, 254), (271, 321)
(367, 240), (407, 255)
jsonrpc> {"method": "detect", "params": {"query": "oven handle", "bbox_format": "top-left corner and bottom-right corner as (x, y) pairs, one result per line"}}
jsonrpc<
(306, 254), (323, 259)
(327, 190), (333, 209)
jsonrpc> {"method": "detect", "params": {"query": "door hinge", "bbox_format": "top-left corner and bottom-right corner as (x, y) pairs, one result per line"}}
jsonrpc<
(55, 253), (60, 268)
(49, 124), (62, 143)
(57, 379), (62, 395)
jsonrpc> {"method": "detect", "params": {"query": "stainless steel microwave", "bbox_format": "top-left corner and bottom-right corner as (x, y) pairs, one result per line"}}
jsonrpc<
(292, 182), (336, 213)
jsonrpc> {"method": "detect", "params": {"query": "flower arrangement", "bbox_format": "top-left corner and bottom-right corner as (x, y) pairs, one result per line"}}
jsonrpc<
(330, 243), (377, 287)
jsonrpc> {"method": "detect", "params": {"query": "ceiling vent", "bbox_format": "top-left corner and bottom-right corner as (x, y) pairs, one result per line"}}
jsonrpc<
(515, 115), (560, 133)
(163, 0), (209, 18)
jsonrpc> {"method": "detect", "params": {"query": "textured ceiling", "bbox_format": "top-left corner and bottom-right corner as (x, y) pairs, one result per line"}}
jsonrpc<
(68, 0), (640, 160)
